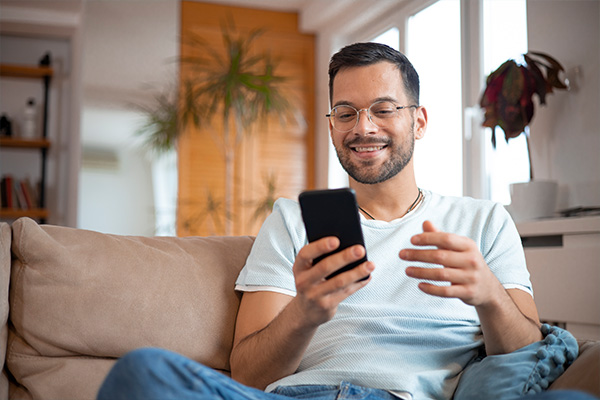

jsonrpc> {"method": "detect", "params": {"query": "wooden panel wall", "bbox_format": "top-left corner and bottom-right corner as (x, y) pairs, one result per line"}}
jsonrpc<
(177, 1), (315, 236)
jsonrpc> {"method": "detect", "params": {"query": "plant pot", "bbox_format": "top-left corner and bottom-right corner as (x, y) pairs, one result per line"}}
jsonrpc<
(506, 181), (558, 222)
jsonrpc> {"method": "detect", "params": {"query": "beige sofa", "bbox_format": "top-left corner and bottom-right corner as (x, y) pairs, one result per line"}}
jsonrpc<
(1, 217), (599, 400)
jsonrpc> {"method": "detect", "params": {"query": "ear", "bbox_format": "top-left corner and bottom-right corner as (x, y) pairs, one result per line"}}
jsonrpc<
(329, 120), (335, 141)
(414, 106), (428, 140)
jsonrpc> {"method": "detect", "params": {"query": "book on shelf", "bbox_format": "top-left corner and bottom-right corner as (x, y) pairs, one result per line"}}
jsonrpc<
(1, 175), (40, 209)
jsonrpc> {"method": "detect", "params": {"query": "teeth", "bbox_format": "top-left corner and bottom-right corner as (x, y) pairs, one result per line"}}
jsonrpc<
(355, 146), (383, 152)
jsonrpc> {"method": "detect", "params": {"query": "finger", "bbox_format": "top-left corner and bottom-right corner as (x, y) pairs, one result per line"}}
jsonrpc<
(297, 243), (368, 287)
(295, 237), (339, 273)
(313, 244), (368, 282)
(326, 270), (372, 303)
(422, 220), (439, 233)
(405, 265), (472, 285)
(417, 282), (473, 301)
(410, 231), (473, 252)
(400, 248), (465, 269)
(300, 259), (373, 303)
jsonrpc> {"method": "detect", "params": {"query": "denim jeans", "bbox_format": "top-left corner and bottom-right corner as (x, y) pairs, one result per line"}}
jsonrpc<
(96, 347), (596, 400)
(97, 347), (402, 400)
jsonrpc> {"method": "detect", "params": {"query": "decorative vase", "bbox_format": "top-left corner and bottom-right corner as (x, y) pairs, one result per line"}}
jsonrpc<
(507, 181), (558, 222)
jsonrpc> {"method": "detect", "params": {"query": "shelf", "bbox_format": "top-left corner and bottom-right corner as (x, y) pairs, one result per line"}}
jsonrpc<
(516, 215), (600, 237)
(0, 208), (49, 220)
(0, 59), (52, 224)
(0, 137), (51, 149)
(0, 64), (53, 78)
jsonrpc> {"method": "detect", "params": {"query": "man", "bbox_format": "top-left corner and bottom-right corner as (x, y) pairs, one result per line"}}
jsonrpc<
(98, 43), (584, 400)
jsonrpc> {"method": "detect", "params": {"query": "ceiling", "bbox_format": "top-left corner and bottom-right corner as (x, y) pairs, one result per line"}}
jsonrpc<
(0, 0), (307, 14)
(196, 0), (308, 12)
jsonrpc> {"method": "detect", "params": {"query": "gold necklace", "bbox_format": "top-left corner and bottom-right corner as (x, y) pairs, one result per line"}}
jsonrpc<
(358, 188), (423, 221)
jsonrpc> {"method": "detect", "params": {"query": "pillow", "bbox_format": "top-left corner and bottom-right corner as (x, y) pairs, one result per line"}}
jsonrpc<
(7, 217), (254, 400)
(549, 340), (600, 395)
(453, 324), (579, 399)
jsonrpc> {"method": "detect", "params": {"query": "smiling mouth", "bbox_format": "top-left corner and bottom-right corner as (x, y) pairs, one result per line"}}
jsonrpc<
(352, 145), (386, 152)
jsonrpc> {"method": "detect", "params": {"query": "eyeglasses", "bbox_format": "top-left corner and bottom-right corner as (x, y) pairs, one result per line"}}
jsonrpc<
(326, 101), (418, 132)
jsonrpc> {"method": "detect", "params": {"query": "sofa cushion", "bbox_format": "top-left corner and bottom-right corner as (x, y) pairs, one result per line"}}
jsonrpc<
(7, 217), (254, 400)
(549, 339), (600, 396)
(0, 222), (10, 400)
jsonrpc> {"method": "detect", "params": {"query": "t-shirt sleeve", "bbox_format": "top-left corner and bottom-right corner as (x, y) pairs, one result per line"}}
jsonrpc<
(235, 198), (305, 294)
(482, 203), (532, 294)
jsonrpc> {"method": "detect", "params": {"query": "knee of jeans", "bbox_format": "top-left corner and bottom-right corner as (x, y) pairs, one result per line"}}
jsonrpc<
(111, 347), (168, 376)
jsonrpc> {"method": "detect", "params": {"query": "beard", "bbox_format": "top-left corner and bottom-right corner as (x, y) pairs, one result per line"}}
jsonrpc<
(334, 125), (415, 185)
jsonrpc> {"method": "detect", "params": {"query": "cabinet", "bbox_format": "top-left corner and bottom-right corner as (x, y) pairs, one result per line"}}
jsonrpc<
(517, 216), (600, 340)
(0, 63), (52, 222)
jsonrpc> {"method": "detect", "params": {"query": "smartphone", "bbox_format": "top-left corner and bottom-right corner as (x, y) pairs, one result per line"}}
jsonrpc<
(298, 188), (368, 280)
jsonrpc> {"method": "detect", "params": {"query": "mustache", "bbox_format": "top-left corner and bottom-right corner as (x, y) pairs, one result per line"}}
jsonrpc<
(344, 136), (392, 146)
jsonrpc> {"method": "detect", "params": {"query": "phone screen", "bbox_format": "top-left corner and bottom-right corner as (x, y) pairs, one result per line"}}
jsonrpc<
(299, 188), (368, 280)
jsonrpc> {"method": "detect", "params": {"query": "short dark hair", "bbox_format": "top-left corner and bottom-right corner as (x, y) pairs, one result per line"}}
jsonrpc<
(328, 42), (420, 106)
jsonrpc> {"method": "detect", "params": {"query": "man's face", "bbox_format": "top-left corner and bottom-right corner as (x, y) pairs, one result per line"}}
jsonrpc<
(329, 61), (424, 185)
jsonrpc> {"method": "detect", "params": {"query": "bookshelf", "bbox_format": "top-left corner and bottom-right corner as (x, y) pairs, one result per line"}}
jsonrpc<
(0, 62), (53, 223)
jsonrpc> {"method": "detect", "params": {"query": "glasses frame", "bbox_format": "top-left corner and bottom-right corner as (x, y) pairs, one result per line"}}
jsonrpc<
(326, 101), (419, 133)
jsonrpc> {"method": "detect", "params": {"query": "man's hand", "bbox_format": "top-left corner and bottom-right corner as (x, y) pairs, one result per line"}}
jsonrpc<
(230, 237), (373, 389)
(400, 220), (542, 354)
(291, 237), (374, 327)
(399, 220), (503, 307)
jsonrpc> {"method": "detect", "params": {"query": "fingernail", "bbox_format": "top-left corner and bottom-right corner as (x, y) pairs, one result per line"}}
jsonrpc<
(353, 246), (364, 257)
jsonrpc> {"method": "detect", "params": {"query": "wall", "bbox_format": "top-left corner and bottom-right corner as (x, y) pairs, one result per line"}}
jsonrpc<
(78, 0), (179, 235)
(527, 0), (600, 210)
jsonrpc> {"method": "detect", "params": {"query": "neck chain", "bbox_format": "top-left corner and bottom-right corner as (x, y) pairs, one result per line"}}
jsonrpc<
(358, 188), (423, 221)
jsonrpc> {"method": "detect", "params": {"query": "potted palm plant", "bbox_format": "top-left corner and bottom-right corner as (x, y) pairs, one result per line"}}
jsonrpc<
(134, 24), (293, 235)
(480, 51), (569, 221)
(182, 24), (293, 235)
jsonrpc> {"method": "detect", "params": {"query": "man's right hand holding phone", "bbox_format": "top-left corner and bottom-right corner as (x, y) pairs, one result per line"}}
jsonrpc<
(290, 236), (374, 327)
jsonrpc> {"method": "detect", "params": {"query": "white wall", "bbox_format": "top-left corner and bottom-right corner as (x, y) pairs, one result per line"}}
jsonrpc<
(78, 0), (179, 235)
(527, 0), (600, 210)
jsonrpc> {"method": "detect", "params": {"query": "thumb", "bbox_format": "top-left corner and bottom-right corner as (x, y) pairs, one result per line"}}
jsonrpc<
(422, 220), (439, 233)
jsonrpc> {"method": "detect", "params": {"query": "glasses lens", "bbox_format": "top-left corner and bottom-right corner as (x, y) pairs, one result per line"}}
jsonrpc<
(369, 101), (397, 120)
(332, 106), (357, 131)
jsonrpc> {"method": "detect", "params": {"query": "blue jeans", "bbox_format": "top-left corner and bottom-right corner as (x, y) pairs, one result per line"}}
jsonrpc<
(97, 347), (596, 400)
(97, 347), (401, 400)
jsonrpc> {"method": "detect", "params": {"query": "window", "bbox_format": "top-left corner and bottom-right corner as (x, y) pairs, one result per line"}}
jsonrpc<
(483, 0), (529, 204)
(407, 0), (462, 196)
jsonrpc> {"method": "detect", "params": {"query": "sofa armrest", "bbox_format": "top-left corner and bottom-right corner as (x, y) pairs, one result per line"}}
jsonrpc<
(549, 339), (600, 397)
(0, 222), (10, 400)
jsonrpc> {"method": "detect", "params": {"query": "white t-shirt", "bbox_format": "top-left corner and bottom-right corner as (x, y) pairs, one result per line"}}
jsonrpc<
(235, 190), (532, 400)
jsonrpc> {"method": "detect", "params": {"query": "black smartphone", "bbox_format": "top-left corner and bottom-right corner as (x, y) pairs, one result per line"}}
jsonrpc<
(298, 188), (368, 280)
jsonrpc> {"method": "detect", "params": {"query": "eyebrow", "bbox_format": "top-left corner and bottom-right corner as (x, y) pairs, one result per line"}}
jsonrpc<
(333, 96), (400, 108)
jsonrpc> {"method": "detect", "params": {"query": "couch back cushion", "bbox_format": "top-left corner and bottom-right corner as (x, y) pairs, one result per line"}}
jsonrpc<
(7, 217), (254, 400)
(0, 222), (10, 400)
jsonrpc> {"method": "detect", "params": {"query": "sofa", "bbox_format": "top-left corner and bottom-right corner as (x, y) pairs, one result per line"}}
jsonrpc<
(1, 217), (599, 400)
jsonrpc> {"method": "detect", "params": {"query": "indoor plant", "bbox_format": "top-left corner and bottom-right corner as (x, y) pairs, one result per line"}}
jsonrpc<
(134, 24), (293, 236)
(479, 51), (569, 220)
(179, 24), (292, 235)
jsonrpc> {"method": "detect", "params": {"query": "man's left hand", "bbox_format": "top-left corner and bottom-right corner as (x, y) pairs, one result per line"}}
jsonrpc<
(400, 220), (503, 307)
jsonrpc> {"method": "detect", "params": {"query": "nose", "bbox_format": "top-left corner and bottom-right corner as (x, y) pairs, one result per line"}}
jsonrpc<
(354, 107), (378, 134)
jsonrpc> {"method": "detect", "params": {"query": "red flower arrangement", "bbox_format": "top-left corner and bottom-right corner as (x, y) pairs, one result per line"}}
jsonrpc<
(480, 51), (568, 148)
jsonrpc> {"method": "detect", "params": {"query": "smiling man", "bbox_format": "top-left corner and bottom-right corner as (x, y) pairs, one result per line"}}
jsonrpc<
(97, 43), (586, 400)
